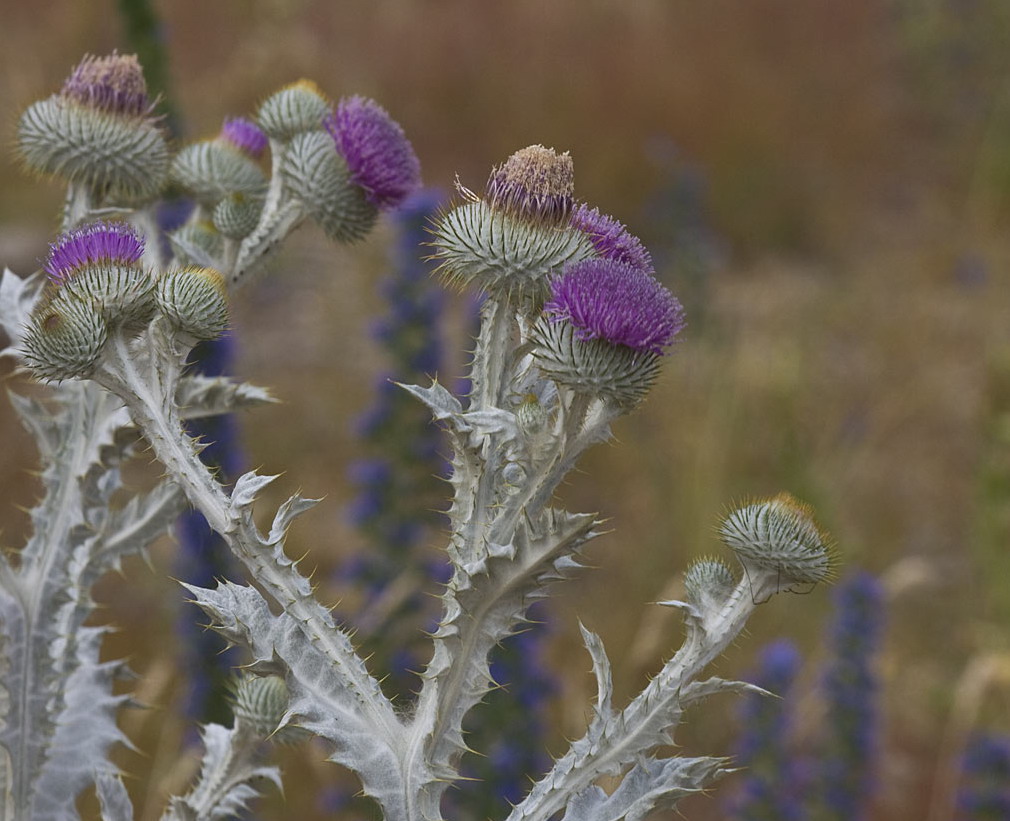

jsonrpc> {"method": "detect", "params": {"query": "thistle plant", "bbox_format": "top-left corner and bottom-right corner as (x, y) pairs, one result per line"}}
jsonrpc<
(0, 52), (837, 820)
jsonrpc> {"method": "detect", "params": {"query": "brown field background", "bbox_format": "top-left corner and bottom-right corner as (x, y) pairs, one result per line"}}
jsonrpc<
(1, 1), (1010, 819)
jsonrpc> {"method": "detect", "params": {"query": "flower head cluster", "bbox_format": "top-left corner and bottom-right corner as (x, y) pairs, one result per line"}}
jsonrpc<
(569, 203), (654, 274)
(60, 52), (151, 116)
(324, 96), (421, 210)
(220, 117), (268, 159)
(45, 222), (145, 284)
(544, 258), (683, 355)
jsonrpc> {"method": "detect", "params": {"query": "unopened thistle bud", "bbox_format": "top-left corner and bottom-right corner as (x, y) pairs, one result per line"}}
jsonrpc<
(532, 258), (684, 407)
(431, 145), (593, 301)
(256, 79), (330, 141)
(324, 96), (421, 211)
(684, 557), (737, 614)
(169, 221), (224, 266)
(21, 291), (108, 382)
(44, 221), (155, 325)
(516, 393), (548, 437)
(212, 193), (262, 240)
(155, 266), (229, 340)
(17, 53), (169, 200)
(171, 120), (268, 205)
(230, 675), (289, 739)
(569, 203), (654, 274)
(719, 493), (837, 587)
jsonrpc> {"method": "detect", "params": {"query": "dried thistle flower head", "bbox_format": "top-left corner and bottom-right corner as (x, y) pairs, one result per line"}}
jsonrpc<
(486, 144), (574, 227)
(17, 53), (169, 200)
(60, 52), (150, 116)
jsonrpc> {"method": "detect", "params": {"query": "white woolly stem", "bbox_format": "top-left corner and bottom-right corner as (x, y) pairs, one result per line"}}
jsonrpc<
(94, 326), (402, 746)
(506, 568), (777, 821)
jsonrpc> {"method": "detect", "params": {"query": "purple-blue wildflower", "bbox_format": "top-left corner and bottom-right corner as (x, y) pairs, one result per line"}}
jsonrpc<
(729, 639), (806, 821)
(817, 570), (884, 821)
(45, 221), (145, 284)
(544, 258), (684, 355)
(220, 116), (268, 159)
(324, 96), (421, 210)
(958, 733), (1010, 820)
(570, 203), (654, 274)
(60, 52), (151, 116)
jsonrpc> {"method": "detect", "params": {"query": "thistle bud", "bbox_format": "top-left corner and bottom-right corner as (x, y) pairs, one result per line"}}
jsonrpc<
(283, 130), (377, 243)
(231, 675), (289, 739)
(516, 393), (548, 437)
(171, 126), (267, 205)
(169, 221), (224, 266)
(532, 258), (684, 407)
(324, 96), (421, 211)
(719, 493), (837, 586)
(256, 79), (330, 141)
(21, 292), (108, 382)
(17, 53), (169, 201)
(155, 266), (229, 340)
(44, 221), (155, 326)
(213, 193), (263, 240)
(220, 116), (268, 160)
(683, 557), (737, 614)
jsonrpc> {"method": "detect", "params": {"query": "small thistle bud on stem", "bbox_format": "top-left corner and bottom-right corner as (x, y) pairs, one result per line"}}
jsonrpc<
(155, 266), (229, 341)
(256, 79), (330, 141)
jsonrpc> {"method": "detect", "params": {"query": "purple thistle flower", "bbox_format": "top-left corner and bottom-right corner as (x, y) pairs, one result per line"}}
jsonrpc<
(324, 96), (421, 210)
(220, 116), (268, 159)
(545, 258), (684, 355)
(60, 52), (150, 117)
(570, 203), (654, 274)
(45, 221), (145, 284)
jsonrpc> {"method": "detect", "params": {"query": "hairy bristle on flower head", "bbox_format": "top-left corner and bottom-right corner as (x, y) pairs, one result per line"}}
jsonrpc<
(220, 116), (268, 159)
(486, 145), (574, 226)
(45, 222), (145, 284)
(570, 203), (654, 273)
(544, 258), (684, 354)
(60, 52), (149, 116)
(324, 96), (421, 210)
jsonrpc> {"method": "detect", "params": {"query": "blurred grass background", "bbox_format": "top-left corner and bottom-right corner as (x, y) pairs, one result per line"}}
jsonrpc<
(1, 0), (1010, 818)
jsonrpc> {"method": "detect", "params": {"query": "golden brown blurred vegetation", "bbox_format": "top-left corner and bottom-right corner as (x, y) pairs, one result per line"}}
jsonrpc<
(2, 0), (1010, 818)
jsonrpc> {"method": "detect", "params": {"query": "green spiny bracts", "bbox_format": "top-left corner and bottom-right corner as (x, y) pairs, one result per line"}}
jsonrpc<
(169, 221), (224, 267)
(684, 557), (737, 613)
(283, 130), (377, 243)
(530, 318), (662, 408)
(16, 53), (168, 201)
(213, 193), (263, 240)
(170, 140), (267, 205)
(719, 493), (837, 587)
(430, 198), (593, 304)
(256, 79), (330, 141)
(20, 291), (108, 382)
(155, 266), (229, 340)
